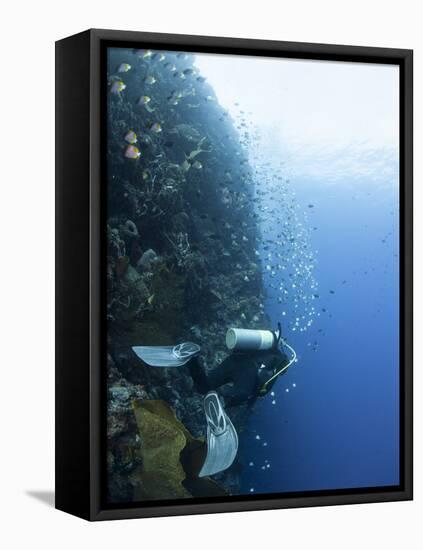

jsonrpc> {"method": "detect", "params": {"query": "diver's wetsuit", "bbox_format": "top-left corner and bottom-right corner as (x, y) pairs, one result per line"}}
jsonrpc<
(189, 348), (288, 406)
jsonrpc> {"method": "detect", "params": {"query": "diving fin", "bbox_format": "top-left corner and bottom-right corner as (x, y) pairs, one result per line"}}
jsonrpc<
(199, 391), (239, 477)
(132, 342), (201, 367)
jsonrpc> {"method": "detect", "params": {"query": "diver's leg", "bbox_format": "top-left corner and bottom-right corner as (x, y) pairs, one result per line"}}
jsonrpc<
(188, 356), (212, 393)
(221, 381), (255, 406)
(189, 356), (234, 394)
(220, 359), (259, 406)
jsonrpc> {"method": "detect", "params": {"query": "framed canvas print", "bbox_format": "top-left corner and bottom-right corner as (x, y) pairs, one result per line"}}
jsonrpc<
(55, 29), (413, 521)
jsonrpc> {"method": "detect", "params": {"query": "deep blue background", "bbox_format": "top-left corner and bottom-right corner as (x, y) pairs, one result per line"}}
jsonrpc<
(239, 177), (399, 494)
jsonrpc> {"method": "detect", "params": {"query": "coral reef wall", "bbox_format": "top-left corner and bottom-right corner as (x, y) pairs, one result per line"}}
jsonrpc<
(106, 48), (269, 502)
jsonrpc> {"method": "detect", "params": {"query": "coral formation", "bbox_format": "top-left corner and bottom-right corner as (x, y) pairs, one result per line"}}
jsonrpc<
(106, 47), (269, 502)
(130, 399), (228, 500)
(132, 399), (193, 500)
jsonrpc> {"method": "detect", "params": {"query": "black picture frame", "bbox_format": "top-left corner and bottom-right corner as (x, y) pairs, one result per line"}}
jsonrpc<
(55, 28), (413, 521)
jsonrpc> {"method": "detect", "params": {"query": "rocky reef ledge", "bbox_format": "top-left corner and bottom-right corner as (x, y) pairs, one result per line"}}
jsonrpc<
(106, 47), (269, 502)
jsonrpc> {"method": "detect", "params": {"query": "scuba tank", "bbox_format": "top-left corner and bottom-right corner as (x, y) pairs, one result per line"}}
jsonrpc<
(225, 326), (281, 351)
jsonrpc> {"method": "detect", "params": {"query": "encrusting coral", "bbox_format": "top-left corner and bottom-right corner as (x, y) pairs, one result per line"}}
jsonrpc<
(131, 399), (227, 500)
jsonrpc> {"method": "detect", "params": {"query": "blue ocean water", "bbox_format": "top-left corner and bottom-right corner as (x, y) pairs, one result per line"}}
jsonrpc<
(104, 47), (401, 503)
(239, 176), (399, 494)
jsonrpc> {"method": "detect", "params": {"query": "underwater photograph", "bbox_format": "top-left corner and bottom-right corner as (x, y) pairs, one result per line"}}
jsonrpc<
(105, 46), (400, 504)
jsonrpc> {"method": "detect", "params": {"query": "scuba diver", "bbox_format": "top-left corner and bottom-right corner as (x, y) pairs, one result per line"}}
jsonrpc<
(188, 323), (290, 406)
(132, 324), (296, 478)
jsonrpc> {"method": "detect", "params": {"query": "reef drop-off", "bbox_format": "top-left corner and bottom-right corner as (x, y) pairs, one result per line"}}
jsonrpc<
(106, 48), (269, 502)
